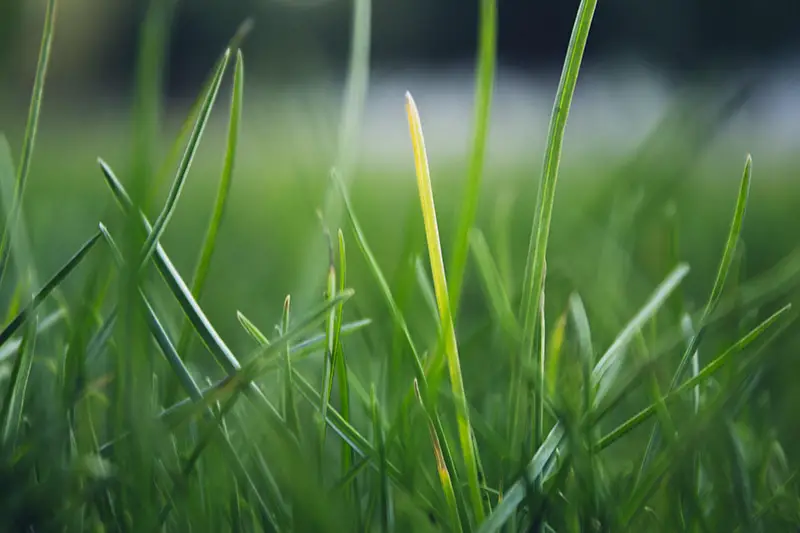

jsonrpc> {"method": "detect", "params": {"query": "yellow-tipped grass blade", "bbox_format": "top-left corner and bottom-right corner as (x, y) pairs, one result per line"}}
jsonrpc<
(405, 91), (486, 523)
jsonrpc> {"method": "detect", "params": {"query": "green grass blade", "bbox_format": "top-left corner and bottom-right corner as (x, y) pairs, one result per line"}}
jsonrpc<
(592, 263), (690, 401)
(0, 230), (102, 347)
(469, 229), (520, 340)
(152, 19), (253, 195)
(478, 265), (688, 532)
(137, 48), (232, 269)
(280, 296), (300, 437)
(637, 155), (753, 480)
(371, 385), (393, 533)
(406, 91), (485, 523)
(98, 159), (241, 374)
(517, 0), (597, 377)
(415, 379), (464, 533)
(0, 309), (64, 364)
(596, 304), (791, 451)
(0, 314), (38, 447)
(671, 154), (753, 390)
(448, 0), (497, 315)
(511, 0), (597, 477)
(236, 310), (271, 346)
(0, 0), (57, 284)
(334, 229), (356, 498)
(173, 48), (244, 377)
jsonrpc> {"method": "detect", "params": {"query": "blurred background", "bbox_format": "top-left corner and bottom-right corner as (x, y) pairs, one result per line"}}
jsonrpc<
(0, 0), (797, 377)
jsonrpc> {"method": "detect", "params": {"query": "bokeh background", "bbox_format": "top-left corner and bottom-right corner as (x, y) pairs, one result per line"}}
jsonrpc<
(0, 0), (797, 385)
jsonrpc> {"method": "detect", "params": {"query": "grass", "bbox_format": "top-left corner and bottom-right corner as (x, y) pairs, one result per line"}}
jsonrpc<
(1, 0), (800, 531)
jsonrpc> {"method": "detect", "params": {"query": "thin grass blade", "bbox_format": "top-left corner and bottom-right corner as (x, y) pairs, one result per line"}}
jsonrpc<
(406, 91), (485, 523)
(447, 0), (497, 315)
(137, 48), (232, 269)
(0, 0), (57, 284)
(173, 49), (244, 377)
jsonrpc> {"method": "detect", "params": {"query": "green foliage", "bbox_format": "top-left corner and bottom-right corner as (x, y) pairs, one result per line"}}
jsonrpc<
(0, 1), (798, 532)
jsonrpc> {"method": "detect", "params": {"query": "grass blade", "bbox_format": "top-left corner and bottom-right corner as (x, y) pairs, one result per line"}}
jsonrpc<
(152, 19), (253, 196)
(0, 230), (102, 347)
(448, 0), (497, 314)
(280, 296), (300, 437)
(173, 48), (244, 381)
(406, 91), (485, 523)
(469, 229), (520, 340)
(371, 385), (393, 533)
(637, 155), (753, 482)
(0, 314), (38, 447)
(415, 379), (464, 533)
(0, 0), (57, 284)
(512, 0), (597, 474)
(137, 48), (232, 269)
(596, 303), (792, 451)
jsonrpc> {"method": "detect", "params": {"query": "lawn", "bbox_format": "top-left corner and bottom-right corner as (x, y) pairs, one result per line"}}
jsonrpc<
(1, 0), (799, 531)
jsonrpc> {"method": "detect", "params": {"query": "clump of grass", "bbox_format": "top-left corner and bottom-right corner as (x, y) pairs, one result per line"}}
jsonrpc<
(0, 0), (798, 532)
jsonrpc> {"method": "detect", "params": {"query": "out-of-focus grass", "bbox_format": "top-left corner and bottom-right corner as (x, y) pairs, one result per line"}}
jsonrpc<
(1, 0), (800, 530)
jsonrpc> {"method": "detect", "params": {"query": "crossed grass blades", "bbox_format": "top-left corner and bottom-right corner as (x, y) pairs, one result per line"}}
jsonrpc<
(0, 0), (798, 531)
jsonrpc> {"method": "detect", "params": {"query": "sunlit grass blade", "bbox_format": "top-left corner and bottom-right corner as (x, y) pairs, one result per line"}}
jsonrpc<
(638, 155), (753, 481)
(0, 230), (102, 347)
(415, 379), (464, 533)
(0, 0), (57, 285)
(320, 224), (340, 470)
(406, 91), (485, 524)
(469, 229), (520, 340)
(173, 49), (244, 384)
(448, 0), (497, 316)
(137, 48), (232, 269)
(596, 303), (791, 451)
(0, 309), (64, 364)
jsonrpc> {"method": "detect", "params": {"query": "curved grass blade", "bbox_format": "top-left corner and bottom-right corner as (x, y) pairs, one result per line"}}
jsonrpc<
(637, 155), (753, 482)
(137, 48), (232, 270)
(448, 0), (497, 315)
(173, 49), (244, 378)
(511, 0), (597, 476)
(406, 91), (486, 523)
(0, 0), (57, 285)
(153, 18), (253, 195)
